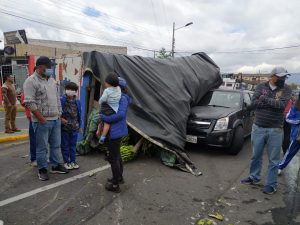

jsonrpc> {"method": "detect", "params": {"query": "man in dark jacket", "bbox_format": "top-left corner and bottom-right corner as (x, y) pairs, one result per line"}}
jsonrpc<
(241, 67), (292, 194)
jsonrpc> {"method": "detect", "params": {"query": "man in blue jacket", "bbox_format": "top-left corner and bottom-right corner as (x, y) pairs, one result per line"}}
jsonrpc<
(101, 77), (130, 193)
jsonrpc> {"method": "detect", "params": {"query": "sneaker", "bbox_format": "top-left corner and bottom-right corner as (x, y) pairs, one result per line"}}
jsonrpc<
(30, 160), (37, 167)
(105, 182), (121, 193)
(51, 164), (69, 174)
(107, 177), (125, 184)
(38, 168), (49, 181)
(278, 169), (283, 176)
(5, 130), (14, 134)
(64, 163), (73, 170)
(12, 128), (21, 132)
(99, 136), (106, 144)
(262, 185), (276, 195)
(71, 162), (79, 169)
(241, 176), (260, 185)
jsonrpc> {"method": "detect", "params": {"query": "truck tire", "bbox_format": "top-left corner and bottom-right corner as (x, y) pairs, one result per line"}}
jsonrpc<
(227, 126), (244, 155)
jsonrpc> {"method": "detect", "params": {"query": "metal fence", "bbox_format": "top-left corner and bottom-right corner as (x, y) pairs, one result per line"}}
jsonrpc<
(12, 64), (28, 92)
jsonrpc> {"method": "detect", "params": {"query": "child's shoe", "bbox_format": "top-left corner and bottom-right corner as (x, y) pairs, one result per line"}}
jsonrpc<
(64, 163), (73, 170)
(71, 162), (80, 169)
(99, 136), (106, 144)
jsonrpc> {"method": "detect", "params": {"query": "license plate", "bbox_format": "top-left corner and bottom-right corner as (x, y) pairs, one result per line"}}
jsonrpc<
(186, 135), (197, 143)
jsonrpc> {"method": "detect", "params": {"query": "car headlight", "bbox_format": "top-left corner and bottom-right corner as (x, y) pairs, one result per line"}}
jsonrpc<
(214, 117), (229, 130)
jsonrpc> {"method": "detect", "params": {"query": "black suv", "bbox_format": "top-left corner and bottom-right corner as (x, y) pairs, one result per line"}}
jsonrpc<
(186, 89), (254, 155)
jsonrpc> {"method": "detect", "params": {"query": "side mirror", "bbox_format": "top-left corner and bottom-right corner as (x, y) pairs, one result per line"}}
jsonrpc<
(243, 102), (249, 109)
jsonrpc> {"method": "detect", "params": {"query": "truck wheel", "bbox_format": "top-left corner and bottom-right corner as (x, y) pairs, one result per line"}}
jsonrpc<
(227, 126), (244, 155)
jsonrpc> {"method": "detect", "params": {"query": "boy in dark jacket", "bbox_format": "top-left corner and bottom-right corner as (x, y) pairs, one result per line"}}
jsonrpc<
(61, 82), (82, 170)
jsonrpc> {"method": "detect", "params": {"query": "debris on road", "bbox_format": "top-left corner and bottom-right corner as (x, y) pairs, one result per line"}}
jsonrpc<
(208, 213), (224, 221)
(88, 171), (95, 177)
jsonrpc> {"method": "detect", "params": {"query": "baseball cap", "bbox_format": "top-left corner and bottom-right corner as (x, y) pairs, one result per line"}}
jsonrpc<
(36, 56), (56, 67)
(270, 67), (290, 77)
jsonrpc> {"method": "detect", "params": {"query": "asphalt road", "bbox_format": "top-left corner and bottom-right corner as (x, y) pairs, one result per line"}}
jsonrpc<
(0, 140), (299, 225)
(0, 111), (28, 132)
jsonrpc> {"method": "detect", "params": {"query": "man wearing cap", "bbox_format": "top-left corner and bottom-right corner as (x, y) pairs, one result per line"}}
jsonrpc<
(23, 56), (68, 181)
(241, 67), (292, 194)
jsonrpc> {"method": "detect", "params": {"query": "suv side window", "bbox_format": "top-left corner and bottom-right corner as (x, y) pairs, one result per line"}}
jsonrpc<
(244, 93), (251, 106)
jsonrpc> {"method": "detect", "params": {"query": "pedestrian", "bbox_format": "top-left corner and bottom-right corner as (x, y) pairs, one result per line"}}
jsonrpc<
(1, 74), (21, 133)
(241, 67), (292, 194)
(60, 82), (82, 170)
(282, 94), (295, 154)
(23, 56), (68, 181)
(100, 77), (130, 193)
(96, 72), (121, 144)
(278, 92), (300, 175)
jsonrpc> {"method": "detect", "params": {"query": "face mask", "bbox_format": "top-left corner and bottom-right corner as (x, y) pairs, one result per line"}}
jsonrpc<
(65, 90), (77, 96)
(275, 79), (285, 88)
(44, 69), (53, 77)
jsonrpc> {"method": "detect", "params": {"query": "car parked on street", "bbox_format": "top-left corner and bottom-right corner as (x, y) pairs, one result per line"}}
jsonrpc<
(186, 89), (254, 155)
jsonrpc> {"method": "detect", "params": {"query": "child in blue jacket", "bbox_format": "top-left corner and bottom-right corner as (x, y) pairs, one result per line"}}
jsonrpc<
(278, 93), (300, 174)
(61, 82), (82, 170)
(96, 73), (121, 144)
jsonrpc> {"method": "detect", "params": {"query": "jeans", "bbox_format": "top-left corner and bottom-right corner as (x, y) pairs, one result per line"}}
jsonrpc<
(33, 120), (62, 170)
(61, 130), (78, 163)
(29, 121), (36, 162)
(107, 138), (123, 184)
(282, 120), (291, 154)
(250, 124), (283, 188)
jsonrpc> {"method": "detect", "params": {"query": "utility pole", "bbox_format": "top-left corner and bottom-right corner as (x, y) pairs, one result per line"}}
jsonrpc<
(171, 22), (193, 58)
(171, 22), (175, 57)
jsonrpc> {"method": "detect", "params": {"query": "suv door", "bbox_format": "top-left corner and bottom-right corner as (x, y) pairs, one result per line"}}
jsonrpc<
(243, 92), (252, 135)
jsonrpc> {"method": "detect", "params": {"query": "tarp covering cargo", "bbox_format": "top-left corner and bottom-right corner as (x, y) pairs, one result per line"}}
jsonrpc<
(82, 52), (222, 174)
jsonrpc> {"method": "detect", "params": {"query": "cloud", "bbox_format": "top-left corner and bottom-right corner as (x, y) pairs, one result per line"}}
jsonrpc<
(1, 0), (300, 74)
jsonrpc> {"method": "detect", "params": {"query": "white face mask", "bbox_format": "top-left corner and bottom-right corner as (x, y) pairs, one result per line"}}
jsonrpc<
(65, 90), (77, 96)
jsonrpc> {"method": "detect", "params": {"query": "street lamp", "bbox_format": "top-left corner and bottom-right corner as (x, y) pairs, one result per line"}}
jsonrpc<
(171, 22), (193, 57)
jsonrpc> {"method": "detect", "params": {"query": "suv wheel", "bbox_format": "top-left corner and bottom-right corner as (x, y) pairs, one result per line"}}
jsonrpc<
(227, 126), (244, 155)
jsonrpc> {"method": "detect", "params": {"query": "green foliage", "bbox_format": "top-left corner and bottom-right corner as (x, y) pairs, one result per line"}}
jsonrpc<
(289, 83), (298, 90)
(157, 48), (171, 59)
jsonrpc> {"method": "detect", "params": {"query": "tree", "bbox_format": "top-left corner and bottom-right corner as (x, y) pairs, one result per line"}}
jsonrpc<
(157, 48), (171, 59)
(289, 83), (298, 90)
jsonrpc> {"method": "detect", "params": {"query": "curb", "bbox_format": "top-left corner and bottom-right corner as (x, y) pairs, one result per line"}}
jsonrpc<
(0, 106), (25, 112)
(0, 134), (29, 143)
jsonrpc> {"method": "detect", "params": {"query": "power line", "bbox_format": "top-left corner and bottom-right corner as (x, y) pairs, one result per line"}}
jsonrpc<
(0, 8), (160, 52)
(177, 44), (300, 54)
(4, 0), (161, 40)
(2, 2), (300, 56)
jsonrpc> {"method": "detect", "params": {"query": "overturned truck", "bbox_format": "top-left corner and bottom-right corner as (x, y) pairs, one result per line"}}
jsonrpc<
(76, 51), (222, 175)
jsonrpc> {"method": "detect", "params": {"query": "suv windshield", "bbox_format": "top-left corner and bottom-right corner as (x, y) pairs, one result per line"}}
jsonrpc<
(199, 90), (241, 108)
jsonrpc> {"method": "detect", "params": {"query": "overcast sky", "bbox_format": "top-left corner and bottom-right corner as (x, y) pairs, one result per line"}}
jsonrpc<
(1, 0), (300, 74)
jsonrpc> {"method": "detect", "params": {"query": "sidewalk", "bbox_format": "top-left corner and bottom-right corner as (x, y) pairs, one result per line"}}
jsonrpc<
(0, 129), (28, 143)
(0, 105), (25, 112)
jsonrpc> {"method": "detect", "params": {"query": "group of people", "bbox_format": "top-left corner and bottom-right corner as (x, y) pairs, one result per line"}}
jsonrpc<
(19, 56), (129, 193)
(241, 66), (300, 195)
(2, 56), (300, 195)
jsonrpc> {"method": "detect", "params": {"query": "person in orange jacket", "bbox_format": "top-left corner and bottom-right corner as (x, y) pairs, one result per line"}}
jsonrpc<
(19, 91), (37, 166)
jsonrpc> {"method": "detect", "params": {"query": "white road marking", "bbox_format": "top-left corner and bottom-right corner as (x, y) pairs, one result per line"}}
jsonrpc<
(0, 116), (26, 120)
(0, 164), (110, 207)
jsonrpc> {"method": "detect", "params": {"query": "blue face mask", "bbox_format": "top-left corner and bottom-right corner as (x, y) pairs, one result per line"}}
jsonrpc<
(45, 69), (53, 77)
